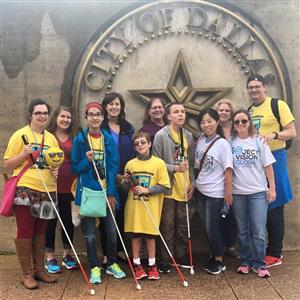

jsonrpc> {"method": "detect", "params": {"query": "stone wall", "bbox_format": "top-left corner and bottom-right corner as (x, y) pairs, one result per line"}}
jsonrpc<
(0, 0), (299, 252)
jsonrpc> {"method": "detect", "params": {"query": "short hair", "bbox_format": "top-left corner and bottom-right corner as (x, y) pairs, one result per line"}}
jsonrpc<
(231, 109), (257, 137)
(166, 102), (184, 114)
(132, 131), (151, 144)
(246, 74), (266, 87)
(28, 98), (51, 122)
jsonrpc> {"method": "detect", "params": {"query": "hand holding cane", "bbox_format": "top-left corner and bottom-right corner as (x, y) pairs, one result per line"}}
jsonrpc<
(21, 135), (96, 296)
(127, 171), (189, 287)
(179, 128), (195, 275)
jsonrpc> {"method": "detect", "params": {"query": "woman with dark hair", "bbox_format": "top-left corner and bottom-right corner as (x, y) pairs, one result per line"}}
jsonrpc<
(140, 97), (167, 142)
(231, 109), (275, 278)
(4, 98), (58, 289)
(44, 106), (78, 273)
(101, 92), (135, 265)
(194, 108), (233, 275)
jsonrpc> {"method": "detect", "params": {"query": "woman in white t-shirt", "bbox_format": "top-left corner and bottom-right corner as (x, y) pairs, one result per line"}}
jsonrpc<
(194, 108), (233, 275)
(231, 109), (276, 278)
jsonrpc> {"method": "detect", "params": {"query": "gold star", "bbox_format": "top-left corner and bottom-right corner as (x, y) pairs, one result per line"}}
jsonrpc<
(129, 49), (232, 136)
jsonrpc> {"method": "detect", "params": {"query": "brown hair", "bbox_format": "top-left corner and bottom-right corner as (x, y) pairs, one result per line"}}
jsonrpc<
(231, 109), (256, 138)
(142, 97), (167, 125)
(48, 105), (75, 137)
(132, 131), (151, 144)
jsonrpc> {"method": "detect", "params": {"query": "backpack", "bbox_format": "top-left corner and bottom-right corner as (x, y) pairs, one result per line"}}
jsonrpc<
(248, 98), (292, 150)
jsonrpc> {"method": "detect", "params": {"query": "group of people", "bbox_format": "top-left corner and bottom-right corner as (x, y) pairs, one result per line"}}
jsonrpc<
(3, 74), (296, 289)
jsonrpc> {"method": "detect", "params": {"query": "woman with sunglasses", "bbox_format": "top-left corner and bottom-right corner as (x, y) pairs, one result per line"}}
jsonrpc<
(194, 108), (233, 275)
(100, 92), (136, 266)
(140, 97), (167, 143)
(216, 99), (238, 259)
(231, 109), (276, 278)
(4, 98), (58, 289)
(44, 106), (78, 273)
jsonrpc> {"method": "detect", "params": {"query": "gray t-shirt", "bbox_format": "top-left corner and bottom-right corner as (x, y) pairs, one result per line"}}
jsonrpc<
(231, 136), (276, 195)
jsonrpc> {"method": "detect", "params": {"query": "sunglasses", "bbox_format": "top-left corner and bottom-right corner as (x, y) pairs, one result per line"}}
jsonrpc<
(48, 152), (64, 158)
(133, 140), (148, 147)
(233, 119), (248, 125)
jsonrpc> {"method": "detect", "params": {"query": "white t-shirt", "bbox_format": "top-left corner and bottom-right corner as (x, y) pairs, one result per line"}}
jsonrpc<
(195, 136), (233, 198)
(231, 136), (276, 195)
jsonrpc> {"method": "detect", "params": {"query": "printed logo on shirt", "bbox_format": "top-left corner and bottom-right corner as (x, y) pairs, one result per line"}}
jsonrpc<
(232, 146), (259, 166)
(251, 115), (263, 133)
(30, 143), (51, 170)
(131, 171), (153, 201)
(195, 150), (214, 171)
(173, 143), (185, 164)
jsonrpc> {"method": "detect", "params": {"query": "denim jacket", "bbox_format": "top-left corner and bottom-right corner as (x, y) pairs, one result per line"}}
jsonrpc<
(71, 128), (120, 207)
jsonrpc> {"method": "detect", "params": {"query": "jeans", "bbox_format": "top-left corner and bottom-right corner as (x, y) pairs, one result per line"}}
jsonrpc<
(220, 208), (237, 248)
(195, 192), (224, 257)
(266, 205), (284, 258)
(233, 192), (268, 269)
(81, 207), (118, 269)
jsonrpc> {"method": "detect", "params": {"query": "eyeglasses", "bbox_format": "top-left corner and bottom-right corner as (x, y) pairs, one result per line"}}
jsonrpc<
(150, 106), (164, 110)
(32, 111), (49, 116)
(48, 152), (64, 159)
(87, 112), (103, 118)
(247, 85), (263, 90)
(233, 119), (248, 125)
(133, 140), (148, 147)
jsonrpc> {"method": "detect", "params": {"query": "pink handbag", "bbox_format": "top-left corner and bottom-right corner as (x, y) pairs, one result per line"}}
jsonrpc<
(0, 162), (32, 217)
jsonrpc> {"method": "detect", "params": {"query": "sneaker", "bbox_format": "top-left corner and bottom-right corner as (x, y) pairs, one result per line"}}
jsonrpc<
(158, 262), (171, 274)
(134, 264), (147, 280)
(106, 263), (126, 279)
(205, 260), (226, 275)
(62, 255), (78, 270)
(148, 265), (159, 280)
(202, 258), (214, 271)
(237, 265), (250, 274)
(252, 268), (270, 278)
(265, 256), (282, 268)
(89, 266), (101, 284)
(45, 258), (62, 274)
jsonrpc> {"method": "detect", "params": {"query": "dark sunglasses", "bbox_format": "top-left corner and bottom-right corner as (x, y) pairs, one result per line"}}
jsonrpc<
(48, 152), (64, 158)
(233, 119), (248, 125)
(133, 140), (148, 147)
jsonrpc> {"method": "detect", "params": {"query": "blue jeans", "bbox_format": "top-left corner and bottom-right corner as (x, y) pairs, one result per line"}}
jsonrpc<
(195, 192), (224, 257)
(233, 192), (268, 269)
(81, 207), (117, 269)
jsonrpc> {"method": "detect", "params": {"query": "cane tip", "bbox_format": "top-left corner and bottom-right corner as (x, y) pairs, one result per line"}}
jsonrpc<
(89, 289), (96, 295)
(183, 281), (188, 287)
(190, 268), (195, 275)
(136, 284), (142, 290)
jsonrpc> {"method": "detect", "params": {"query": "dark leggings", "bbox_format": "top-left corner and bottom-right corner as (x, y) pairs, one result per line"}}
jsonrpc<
(45, 193), (74, 252)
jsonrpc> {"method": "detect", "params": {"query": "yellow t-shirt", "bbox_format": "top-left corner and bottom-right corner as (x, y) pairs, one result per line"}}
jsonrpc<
(166, 127), (190, 201)
(124, 156), (170, 235)
(87, 134), (107, 188)
(250, 96), (295, 151)
(4, 125), (59, 192)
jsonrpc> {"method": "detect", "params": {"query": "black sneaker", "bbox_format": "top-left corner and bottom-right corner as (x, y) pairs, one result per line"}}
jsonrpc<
(158, 262), (171, 274)
(202, 258), (214, 271)
(206, 260), (226, 275)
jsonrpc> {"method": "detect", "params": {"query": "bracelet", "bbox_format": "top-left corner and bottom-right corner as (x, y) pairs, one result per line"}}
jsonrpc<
(272, 132), (279, 140)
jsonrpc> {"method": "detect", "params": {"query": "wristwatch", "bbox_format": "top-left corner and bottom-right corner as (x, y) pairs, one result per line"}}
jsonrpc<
(272, 132), (279, 140)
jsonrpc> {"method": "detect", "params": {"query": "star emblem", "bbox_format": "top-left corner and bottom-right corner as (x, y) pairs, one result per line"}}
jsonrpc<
(129, 49), (232, 136)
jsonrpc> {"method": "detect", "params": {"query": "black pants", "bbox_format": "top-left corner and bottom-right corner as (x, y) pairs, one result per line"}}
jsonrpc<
(45, 193), (74, 252)
(266, 205), (284, 258)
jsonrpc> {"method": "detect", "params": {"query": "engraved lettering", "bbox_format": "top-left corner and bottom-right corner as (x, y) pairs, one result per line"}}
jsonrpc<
(159, 8), (173, 29)
(85, 60), (110, 91)
(187, 8), (207, 29)
(97, 40), (119, 62)
(136, 12), (159, 33)
(223, 23), (242, 46)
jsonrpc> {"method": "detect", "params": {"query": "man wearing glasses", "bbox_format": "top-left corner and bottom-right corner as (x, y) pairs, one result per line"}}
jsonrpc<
(247, 74), (296, 268)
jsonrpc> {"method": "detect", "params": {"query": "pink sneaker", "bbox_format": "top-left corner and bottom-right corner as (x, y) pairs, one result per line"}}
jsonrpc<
(237, 265), (250, 274)
(265, 256), (282, 268)
(252, 268), (270, 278)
